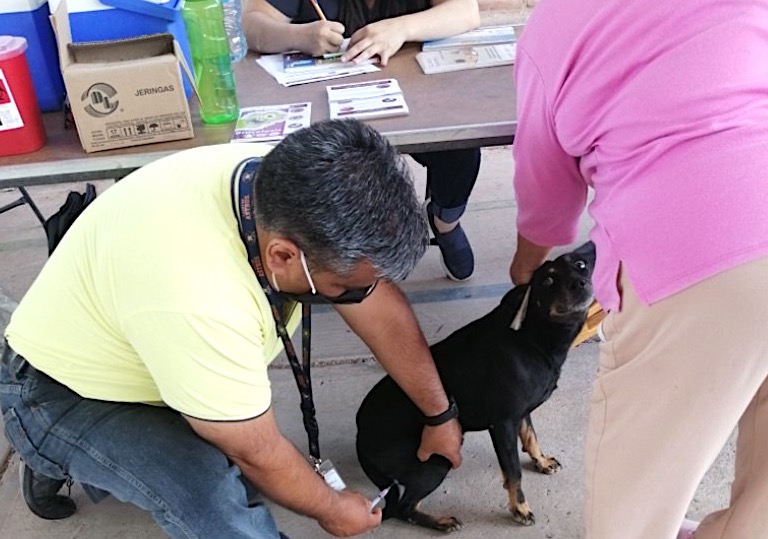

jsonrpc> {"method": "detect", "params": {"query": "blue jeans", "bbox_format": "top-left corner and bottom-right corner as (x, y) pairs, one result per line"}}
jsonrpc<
(410, 148), (482, 223)
(0, 344), (286, 539)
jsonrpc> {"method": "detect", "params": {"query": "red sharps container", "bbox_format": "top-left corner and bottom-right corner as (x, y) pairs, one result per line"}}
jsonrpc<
(0, 36), (46, 156)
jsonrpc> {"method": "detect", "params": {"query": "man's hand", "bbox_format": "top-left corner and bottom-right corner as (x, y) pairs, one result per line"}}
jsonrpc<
(318, 490), (382, 537)
(342, 19), (407, 65)
(336, 281), (462, 465)
(184, 409), (381, 536)
(417, 418), (463, 469)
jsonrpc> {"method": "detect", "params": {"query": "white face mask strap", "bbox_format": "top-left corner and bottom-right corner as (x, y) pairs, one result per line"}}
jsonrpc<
(300, 250), (317, 295)
(510, 287), (531, 330)
(270, 272), (281, 292)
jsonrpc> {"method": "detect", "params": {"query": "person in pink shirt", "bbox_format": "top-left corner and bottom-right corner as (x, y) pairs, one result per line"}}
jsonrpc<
(509, 1), (768, 538)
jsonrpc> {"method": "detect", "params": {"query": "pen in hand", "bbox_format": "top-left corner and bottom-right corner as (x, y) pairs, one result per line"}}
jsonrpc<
(369, 481), (396, 512)
(308, 0), (327, 21)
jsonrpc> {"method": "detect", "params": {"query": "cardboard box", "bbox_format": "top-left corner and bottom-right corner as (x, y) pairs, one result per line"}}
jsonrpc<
(51, 0), (193, 153)
(48, 0), (194, 97)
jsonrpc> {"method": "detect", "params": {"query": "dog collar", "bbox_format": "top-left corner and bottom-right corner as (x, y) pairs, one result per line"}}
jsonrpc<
(424, 396), (459, 426)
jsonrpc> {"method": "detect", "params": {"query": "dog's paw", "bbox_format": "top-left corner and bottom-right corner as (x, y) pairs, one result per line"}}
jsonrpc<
(406, 511), (462, 533)
(534, 455), (561, 475)
(510, 503), (535, 526)
(434, 515), (463, 533)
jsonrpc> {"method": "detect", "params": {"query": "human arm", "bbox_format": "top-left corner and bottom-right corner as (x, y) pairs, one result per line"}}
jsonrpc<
(243, 0), (345, 55)
(341, 0), (480, 65)
(510, 47), (587, 276)
(509, 233), (552, 285)
(184, 409), (382, 537)
(334, 280), (463, 468)
(124, 278), (378, 535)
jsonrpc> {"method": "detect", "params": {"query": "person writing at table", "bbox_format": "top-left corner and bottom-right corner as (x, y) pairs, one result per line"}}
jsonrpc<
(244, 0), (483, 282)
(1, 120), (462, 538)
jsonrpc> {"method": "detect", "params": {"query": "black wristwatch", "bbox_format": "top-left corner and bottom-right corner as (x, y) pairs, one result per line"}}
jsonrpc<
(423, 396), (459, 426)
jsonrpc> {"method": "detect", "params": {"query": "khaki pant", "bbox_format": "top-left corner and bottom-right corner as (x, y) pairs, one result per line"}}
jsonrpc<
(584, 257), (768, 539)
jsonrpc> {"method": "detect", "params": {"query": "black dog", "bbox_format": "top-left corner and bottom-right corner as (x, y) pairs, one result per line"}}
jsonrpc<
(356, 241), (596, 531)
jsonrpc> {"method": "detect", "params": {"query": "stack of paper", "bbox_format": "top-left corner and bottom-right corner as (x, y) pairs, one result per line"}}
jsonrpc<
(326, 78), (409, 120)
(256, 39), (380, 87)
(257, 54), (380, 87)
(230, 103), (312, 143)
(415, 43), (517, 74)
(421, 25), (518, 50)
(282, 50), (376, 74)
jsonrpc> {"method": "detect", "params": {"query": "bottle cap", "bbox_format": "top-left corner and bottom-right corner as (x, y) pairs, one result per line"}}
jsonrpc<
(0, 36), (28, 62)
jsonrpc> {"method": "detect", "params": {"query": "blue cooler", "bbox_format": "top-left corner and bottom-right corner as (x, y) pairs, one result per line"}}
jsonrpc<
(50, 0), (194, 96)
(0, 0), (66, 112)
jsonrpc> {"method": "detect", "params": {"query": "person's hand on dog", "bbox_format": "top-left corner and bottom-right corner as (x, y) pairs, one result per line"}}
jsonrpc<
(318, 489), (382, 537)
(510, 233), (552, 285)
(417, 418), (463, 469)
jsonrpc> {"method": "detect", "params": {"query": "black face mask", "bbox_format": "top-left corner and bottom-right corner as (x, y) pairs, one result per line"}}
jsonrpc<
(275, 248), (379, 305)
(278, 280), (378, 305)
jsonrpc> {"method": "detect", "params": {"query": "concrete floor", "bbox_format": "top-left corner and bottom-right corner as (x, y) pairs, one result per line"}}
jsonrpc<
(0, 146), (733, 538)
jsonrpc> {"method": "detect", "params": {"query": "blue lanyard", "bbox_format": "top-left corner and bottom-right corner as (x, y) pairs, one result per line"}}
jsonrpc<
(233, 158), (321, 462)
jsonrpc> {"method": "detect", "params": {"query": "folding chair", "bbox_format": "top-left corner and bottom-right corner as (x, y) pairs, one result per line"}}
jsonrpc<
(0, 187), (46, 226)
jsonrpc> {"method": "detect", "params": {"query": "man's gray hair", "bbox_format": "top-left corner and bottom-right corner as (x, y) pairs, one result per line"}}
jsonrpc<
(254, 119), (428, 281)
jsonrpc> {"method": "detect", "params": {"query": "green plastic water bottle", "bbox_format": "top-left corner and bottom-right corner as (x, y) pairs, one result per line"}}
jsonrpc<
(182, 0), (240, 124)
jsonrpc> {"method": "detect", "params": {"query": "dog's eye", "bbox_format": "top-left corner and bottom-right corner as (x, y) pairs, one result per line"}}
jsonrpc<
(575, 260), (586, 270)
(542, 277), (554, 286)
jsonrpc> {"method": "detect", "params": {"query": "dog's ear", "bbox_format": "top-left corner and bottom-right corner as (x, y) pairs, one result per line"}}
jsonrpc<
(572, 240), (596, 271)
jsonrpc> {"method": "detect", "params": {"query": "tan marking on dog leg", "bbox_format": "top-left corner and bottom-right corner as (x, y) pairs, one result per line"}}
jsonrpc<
(505, 477), (534, 526)
(519, 419), (561, 474)
(406, 501), (462, 532)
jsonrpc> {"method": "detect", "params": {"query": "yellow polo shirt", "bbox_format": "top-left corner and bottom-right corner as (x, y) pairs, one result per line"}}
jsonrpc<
(6, 143), (299, 420)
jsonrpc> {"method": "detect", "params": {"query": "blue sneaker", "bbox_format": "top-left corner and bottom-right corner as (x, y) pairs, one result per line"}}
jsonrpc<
(425, 200), (474, 281)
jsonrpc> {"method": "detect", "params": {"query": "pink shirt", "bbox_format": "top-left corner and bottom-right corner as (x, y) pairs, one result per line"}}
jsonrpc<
(513, 0), (768, 311)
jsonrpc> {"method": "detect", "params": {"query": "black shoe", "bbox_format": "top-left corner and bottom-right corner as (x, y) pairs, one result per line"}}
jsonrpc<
(19, 462), (77, 520)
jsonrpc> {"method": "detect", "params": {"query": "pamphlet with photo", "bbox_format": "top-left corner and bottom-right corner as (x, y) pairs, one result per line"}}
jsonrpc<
(231, 102), (312, 143)
(326, 79), (409, 120)
(416, 43), (517, 74)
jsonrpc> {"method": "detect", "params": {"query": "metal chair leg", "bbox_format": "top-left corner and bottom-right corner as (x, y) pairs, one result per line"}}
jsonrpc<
(18, 187), (46, 225)
(0, 187), (46, 226)
(0, 197), (27, 214)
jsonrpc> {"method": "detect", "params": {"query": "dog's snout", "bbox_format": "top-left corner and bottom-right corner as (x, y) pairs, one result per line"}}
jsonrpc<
(569, 278), (588, 290)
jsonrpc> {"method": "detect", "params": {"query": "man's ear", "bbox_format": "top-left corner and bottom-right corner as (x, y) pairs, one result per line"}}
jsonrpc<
(264, 237), (301, 275)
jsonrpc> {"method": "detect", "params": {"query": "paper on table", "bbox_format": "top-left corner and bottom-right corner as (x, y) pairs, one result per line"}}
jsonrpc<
(415, 43), (517, 74)
(329, 93), (409, 120)
(283, 39), (377, 73)
(326, 78), (403, 102)
(230, 102), (311, 143)
(327, 78), (409, 121)
(421, 25), (517, 50)
(257, 53), (380, 87)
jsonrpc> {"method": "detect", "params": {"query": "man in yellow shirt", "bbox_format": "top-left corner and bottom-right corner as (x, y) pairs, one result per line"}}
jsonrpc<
(1, 120), (462, 538)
